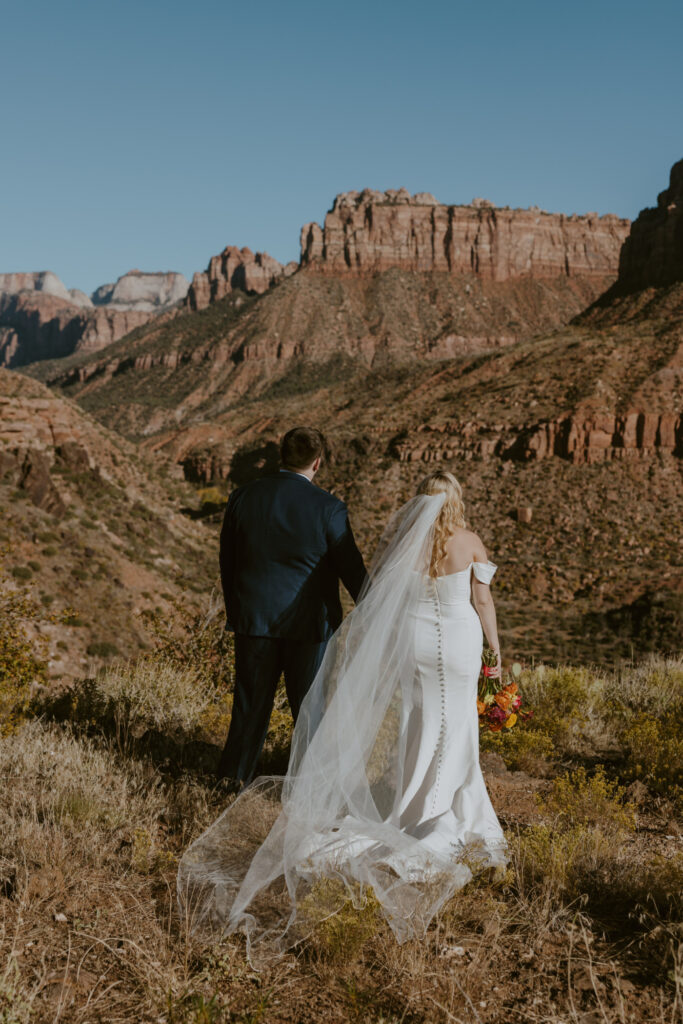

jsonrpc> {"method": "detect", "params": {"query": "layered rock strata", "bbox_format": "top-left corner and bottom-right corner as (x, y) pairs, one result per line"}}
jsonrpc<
(506, 410), (682, 464)
(300, 189), (630, 280)
(186, 246), (297, 311)
(392, 410), (682, 466)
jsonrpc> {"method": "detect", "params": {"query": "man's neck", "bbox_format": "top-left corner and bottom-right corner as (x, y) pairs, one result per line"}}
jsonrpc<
(281, 466), (315, 481)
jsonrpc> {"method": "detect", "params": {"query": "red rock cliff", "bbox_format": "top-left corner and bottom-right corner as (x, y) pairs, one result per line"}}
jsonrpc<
(300, 189), (630, 281)
(186, 246), (297, 311)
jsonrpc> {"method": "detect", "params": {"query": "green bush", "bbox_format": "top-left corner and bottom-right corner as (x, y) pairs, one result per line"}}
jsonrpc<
(11, 566), (32, 581)
(86, 641), (120, 659)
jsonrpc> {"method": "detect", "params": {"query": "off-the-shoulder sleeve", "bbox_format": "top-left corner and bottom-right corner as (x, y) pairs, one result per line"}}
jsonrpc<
(472, 560), (497, 584)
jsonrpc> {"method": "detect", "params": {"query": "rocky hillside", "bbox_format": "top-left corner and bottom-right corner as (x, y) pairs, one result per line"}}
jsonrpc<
(18, 171), (683, 664)
(0, 368), (215, 681)
(0, 270), (188, 368)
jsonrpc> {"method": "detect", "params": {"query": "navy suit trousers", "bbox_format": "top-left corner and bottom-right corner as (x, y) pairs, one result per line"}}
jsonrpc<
(217, 634), (328, 785)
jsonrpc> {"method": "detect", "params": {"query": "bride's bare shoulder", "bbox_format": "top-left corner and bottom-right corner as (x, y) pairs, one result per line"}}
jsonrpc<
(447, 527), (488, 561)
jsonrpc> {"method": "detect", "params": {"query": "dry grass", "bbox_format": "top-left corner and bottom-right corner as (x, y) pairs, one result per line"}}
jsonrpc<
(1, 611), (681, 1022)
(0, 651), (679, 1019)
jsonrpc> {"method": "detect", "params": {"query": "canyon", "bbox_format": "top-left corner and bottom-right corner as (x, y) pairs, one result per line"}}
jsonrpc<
(12, 165), (683, 664)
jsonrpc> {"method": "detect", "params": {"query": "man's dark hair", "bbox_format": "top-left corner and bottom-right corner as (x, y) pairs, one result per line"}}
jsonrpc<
(280, 427), (325, 471)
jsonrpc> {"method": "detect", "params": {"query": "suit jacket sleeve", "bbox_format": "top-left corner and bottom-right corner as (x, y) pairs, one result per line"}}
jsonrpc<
(326, 501), (368, 602)
(219, 492), (237, 623)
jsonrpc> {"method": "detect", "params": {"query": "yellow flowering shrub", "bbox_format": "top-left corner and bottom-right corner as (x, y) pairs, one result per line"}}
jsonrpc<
(0, 564), (47, 735)
(539, 765), (636, 834)
(621, 710), (683, 809)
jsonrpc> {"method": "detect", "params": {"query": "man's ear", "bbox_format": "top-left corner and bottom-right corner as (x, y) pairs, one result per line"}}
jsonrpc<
(312, 456), (322, 473)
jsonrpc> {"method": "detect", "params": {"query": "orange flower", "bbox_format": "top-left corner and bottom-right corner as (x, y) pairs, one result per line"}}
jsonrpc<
(503, 682), (518, 695)
(476, 699), (486, 716)
(494, 692), (513, 710)
(488, 722), (504, 732)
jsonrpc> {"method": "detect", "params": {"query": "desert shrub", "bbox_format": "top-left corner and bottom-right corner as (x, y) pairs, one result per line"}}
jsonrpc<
(141, 599), (235, 694)
(0, 720), (165, 844)
(480, 725), (554, 773)
(57, 657), (220, 751)
(86, 640), (120, 659)
(517, 822), (617, 901)
(518, 664), (603, 752)
(0, 572), (46, 736)
(540, 765), (636, 834)
(27, 560), (40, 572)
(620, 710), (683, 808)
(602, 654), (683, 718)
(0, 955), (34, 1024)
(602, 656), (683, 806)
(10, 566), (32, 581)
(479, 664), (601, 770)
(41, 545), (57, 556)
(299, 878), (382, 961)
(63, 609), (85, 626)
(197, 486), (227, 515)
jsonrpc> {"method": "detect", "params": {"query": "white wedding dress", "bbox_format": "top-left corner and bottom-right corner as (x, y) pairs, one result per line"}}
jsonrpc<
(178, 496), (508, 961)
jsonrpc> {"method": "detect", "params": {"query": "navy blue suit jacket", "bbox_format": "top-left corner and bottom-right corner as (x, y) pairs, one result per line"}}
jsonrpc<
(219, 470), (368, 641)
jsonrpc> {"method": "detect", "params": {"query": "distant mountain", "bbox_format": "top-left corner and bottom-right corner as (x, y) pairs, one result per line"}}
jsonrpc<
(0, 269), (189, 368)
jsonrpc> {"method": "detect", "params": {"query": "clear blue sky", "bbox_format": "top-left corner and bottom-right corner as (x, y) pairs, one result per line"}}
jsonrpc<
(2, 0), (681, 295)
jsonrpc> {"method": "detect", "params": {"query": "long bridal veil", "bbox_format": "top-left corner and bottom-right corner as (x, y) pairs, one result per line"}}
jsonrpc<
(178, 493), (497, 962)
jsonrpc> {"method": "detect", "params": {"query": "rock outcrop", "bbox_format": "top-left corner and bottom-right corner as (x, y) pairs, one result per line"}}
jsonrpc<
(613, 159), (683, 293)
(300, 189), (630, 281)
(0, 271), (93, 308)
(186, 246), (297, 311)
(0, 269), (187, 367)
(91, 270), (189, 311)
(0, 291), (150, 367)
(391, 409), (682, 466)
(505, 410), (682, 464)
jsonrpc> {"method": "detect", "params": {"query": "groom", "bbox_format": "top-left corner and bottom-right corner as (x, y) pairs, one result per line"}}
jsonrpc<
(217, 426), (368, 786)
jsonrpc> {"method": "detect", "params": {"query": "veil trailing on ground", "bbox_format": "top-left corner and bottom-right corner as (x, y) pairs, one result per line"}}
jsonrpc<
(178, 494), (497, 962)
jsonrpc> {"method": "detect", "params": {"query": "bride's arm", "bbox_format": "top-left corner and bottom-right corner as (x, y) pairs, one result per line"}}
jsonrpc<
(472, 582), (501, 676)
(471, 536), (501, 677)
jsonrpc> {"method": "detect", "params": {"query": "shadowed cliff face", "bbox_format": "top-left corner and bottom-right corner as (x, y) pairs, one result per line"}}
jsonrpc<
(0, 271), (188, 369)
(613, 159), (683, 294)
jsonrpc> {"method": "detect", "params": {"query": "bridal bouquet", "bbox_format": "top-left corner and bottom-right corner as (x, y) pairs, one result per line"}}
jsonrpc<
(477, 647), (531, 732)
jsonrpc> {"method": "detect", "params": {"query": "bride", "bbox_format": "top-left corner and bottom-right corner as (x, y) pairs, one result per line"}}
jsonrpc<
(178, 470), (508, 959)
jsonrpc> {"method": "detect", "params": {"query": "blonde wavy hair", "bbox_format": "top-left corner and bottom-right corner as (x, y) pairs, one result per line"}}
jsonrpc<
(417, 471), (467, 577)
